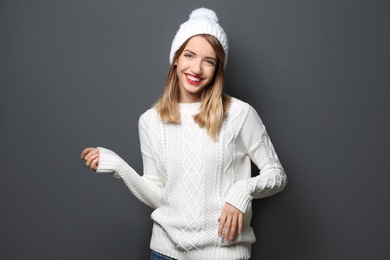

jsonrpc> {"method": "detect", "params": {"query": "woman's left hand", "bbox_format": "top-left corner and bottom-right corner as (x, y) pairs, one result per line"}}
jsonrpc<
(218, 203), (243, 242)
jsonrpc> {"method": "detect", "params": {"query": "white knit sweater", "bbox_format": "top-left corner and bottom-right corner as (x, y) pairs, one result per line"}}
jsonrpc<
(96, 98), (287, 260)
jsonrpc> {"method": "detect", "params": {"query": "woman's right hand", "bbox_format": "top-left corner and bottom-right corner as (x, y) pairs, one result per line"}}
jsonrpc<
(80, 147), (100, 171)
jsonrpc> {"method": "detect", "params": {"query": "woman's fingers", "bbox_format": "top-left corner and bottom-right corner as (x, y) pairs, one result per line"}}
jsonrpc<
(90, 157), (99, 171)
(218, 213), (226, 237)
(218, 203), (244, 242)
(81, 147), (99, 159)
(224, 215), (233, 241)
(80, 147), (93, 159)
(86, 152), (98, 166)
(81, 147), (99, 171)
(238, 213), (243, 234)
(229, 215), (238, 240)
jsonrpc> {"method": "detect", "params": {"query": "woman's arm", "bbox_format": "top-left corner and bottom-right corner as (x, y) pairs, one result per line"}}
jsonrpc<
(217, 104), (287, 242)
(96, 146), (164, 209)
(225, 105), (287, 213)
(80, 115), (165, 209)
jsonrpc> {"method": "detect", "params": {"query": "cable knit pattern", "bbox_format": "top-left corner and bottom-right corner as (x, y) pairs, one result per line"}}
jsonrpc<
(96, 98), (287, 260)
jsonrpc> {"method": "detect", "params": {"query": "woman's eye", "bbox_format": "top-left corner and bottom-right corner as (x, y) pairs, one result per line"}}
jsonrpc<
(205, 59), (215, 66)
(184, 53), (193, 58)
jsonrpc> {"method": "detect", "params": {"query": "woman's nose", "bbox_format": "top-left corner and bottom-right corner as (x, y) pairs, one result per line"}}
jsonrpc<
(191, 60), (203, 75)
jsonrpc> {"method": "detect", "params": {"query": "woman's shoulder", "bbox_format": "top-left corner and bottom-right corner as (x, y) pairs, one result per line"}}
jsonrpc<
(139, 107), (160, 126)
(226, 97), (263, 128)
(227, 97), (254, 115)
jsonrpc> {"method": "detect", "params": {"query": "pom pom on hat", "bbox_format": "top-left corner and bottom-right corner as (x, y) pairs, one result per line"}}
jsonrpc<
(169, 7), (228, 68)
(189, 7), (218, 22)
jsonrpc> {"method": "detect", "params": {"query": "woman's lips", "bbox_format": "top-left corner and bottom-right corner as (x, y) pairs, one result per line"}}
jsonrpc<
(185, 73), (202, 85)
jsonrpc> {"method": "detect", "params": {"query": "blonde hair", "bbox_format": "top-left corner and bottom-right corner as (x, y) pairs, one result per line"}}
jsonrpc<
(154, 34), (230, 141)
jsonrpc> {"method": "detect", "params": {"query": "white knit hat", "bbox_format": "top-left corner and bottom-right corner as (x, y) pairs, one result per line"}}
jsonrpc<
(169, 7), (229, 68)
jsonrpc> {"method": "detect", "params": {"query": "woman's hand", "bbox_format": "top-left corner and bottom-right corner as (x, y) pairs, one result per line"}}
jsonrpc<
(80, 147), (100, 171)
(218, 203), (243, 242)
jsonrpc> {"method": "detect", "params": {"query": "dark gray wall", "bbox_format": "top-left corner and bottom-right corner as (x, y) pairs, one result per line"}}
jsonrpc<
(1, 1), (389, 259)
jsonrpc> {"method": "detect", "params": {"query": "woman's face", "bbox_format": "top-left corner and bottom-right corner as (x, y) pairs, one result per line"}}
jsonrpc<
(175, 35), (217, 103)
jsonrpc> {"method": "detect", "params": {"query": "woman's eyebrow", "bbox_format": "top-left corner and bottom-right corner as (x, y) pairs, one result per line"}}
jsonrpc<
(183, 49), (196, 55)
(205, 56), (217, 60)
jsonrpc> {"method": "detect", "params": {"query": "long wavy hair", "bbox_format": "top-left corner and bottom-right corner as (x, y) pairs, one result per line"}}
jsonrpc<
(154, 34), (231, 141)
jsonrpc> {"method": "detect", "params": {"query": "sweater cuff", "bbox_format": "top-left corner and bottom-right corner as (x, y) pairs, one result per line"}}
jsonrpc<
(225, 184), (253, 213)
(96, 147), (121, 178)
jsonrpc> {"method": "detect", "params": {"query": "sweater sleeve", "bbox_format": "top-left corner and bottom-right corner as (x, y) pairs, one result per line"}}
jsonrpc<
(225, 105), (287, 213)
(95, 116), (164, 209)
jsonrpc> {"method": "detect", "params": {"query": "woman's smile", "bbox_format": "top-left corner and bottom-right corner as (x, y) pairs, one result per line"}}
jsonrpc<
(185, 73), (203, 85)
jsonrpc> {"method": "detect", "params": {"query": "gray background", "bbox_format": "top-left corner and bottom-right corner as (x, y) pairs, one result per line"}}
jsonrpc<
(1, 0), (389, 259)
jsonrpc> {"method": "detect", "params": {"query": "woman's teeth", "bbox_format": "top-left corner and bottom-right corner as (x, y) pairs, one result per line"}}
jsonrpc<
(187, 75), (200, 82)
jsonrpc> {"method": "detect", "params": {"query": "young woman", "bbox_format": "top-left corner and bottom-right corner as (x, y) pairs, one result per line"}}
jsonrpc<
(81, 8), (287, 260)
